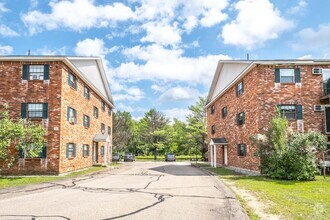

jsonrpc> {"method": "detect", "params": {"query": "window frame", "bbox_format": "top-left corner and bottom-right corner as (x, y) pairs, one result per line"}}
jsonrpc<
(19, 144), (47, 159)
(28, 65), (45, 80)
(82, 144), (90, 157)
(236, 81), (244, 96)
(278, 105), (296, 120)
(68, 72), (78, 90)
(67, 107), (77, 124)
(93, 106), (99, 119)
(108, 106), (111, 116)
(27, 103), (45, 119)
(84, 85), (90, 99)
(211, 125), (215, 135)
(83, 115), (90, 128)
(211, 105), (215, 114)
(237, 144), (247, 157)
(100, 146), (105, 156)
(66, 143), (76, 158)
(236, 112), (245, 126)
(222, 107), (227, 118)
(101, 123), (105, 133)
(101, 101), (106, 111)
(280, 69), (295, 83)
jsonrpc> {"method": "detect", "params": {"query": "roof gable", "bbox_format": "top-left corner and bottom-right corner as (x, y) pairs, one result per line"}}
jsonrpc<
(68, 57), (114, 107)
(206, 61), (251, 105)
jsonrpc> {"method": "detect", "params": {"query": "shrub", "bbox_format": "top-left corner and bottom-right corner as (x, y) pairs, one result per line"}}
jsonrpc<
(250, 108), (327, 180)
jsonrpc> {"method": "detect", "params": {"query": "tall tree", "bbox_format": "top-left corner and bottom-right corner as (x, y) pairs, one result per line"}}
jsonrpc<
(186, 97), (208, 157)
(139, 109), (170, 156)
(0, 103), (45, 169)
(112, 111), (133, 152)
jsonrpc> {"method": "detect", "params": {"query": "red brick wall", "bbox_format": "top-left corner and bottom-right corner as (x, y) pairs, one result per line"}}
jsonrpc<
(0, 60), (113, 175)
(208, 64), (330, 172)
(0, 61), (63, 174)
(59, 65), (112, 173)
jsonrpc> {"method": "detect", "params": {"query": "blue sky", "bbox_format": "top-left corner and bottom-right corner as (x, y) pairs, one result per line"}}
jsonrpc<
(0, 0), (329, 121)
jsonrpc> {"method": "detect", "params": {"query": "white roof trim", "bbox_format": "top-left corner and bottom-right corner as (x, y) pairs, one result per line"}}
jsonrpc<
(205, 59), (330, 108)
(0, 56), (115, 108)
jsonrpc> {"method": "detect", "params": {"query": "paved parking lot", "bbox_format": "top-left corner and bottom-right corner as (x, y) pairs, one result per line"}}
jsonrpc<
(0, 162), (248, 220)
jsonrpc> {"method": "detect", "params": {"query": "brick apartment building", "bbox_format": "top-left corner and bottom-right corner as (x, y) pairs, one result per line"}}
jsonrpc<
(0, 56), (114, 175)
(206, 60), (330, 173)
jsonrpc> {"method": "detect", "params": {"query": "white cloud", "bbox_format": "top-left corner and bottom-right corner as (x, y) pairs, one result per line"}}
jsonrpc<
(0, 24), (18, 37)
(117, 44), (231, 85)
(287, 0), (307, 14)
(151, 84), (166, 93)
(162, 108), (190, 122)
(35, 46), (66, 55)
(21, 0), (134, 34)
(221, 0), (294, 50)
(199, 0), (228, 27)
(292, 24), (330, 53)
(159, 87), (200, 101)
(0, 3), (9, 13)
(0, 45), (13, 55)
(113, 87), (144, 101)
(297, 54), (312, 59)
(74, 38), (108, 57)
(141, 22), (181, 47)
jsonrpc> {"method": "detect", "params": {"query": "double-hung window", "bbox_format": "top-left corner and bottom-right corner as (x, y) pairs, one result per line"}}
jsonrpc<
(22, 64), (49, 80)
(278, 105), (303, 120)
(100, 146), (105, 156)
(211, 105), (215, 114)
(84, 85), (90, 99)
(82, 144), (89, 157)
(237, 144), (247, 156)
(236, 81), (244, 96)
(108, 126), (111, 135)
(280, 69), (294, 83)
(275, 68), (301, 83)
(19, 144), (47, 158)
(29, 65), (44, 80)
(222, 107), (227, 118)
(108, 106), (111, 116)
(66, 143), (76, 158)
(94, 107), (99, 118)
(21, 103), (48, 119)
(101, 101), (105, 111)
(67, 107), (77, 124)
(236, 112), (245, 125)
(83, 115), (90, 127)
(101, 123), (105, 133)
(68, 72), (77, 90)
(211, 125), (215, 134)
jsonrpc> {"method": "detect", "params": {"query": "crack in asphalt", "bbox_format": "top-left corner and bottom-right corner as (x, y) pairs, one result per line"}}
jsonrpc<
(0, 214), (70, 220)
(0, 165), (243, 219)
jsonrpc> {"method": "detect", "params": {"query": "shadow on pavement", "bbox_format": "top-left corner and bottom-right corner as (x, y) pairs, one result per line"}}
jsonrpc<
(149, 164), (208, 176)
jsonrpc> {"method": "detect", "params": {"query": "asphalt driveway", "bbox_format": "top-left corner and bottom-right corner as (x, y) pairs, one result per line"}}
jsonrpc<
(0, 162), (248, 220)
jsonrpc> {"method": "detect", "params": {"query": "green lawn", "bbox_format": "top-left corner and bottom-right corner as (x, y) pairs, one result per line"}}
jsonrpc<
(200, 164), (330, 220)
(0, 166), (106, 189)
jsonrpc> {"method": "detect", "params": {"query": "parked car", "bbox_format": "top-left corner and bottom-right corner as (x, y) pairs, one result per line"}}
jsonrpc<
(112, 153), (121, 162)
(165, 153), (176, 162)
(124, 153), (135, 162)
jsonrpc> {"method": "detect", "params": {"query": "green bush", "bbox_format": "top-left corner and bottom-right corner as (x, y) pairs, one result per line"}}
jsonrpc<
(250, 108), (326, 181)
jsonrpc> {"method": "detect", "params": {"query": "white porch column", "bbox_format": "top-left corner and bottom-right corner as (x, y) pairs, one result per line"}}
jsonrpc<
(104, 142), (107, 166)
(214, 145), (217, 168)
(224, 145), (228, 166)
(210, 145), (214, 167)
